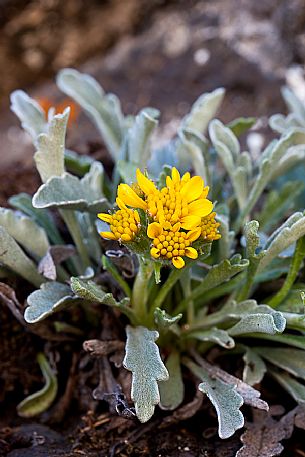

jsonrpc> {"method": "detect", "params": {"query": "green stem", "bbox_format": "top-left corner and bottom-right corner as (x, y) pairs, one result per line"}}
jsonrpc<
(182, 269), (194, 325)
(267, 236), (305, 308)
(102, 255), (131, 298)
(149, 263), (192, 319)
(60, 210), (90, 273)
(131, 257), (154, 323)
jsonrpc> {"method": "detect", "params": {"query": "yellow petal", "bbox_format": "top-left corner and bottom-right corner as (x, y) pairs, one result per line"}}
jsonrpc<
(147, 222), (163, 239)
(180, 176), (204, 202)
(186, 227), (201, 242)
(172, 222), (181, 232)
(117, 184), (147, 210)
(100, 231), (117, 240)
(166, 175), (173, 188)
(116, 197), (127, 211)
(98, 213), (112, 223)
(136, 169), (157, 195)
(181, 215), (201, 230)
(171, 167), (180, 184)
(185, 247), (198, 259)
(150, 247), (160, 258)
(172, 256), (185, 269)
(188, 199), (213, 218)
(200, 186), (209, 199)
(181, 172), (190, 183)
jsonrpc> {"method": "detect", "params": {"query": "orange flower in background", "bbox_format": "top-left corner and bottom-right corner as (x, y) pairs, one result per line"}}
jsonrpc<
(36, 96), (80, 127)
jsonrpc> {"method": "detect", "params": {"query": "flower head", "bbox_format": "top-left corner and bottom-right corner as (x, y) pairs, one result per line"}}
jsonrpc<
(98, 199), (140, 242)
(97, 167), (220, 268)
(200, 212), (221, 241)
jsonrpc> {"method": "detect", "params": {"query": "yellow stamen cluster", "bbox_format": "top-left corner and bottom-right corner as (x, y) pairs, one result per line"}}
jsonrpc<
(98, 200), (140, 242)
(148, 222), (200, 269)
(201, 212), (221, 241)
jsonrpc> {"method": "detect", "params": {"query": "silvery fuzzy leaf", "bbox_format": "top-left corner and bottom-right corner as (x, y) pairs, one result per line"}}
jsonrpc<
(237, 129), (305, 226)
(70, 276), (133, 321)
(34, 108), (69, 183)
(123, 325), (169, 423)
(182, 87), (225, 134)
(258, 212), (305, 272)
(127, 108), (159, 168)
(257, 181), (305, 232)
(24, 282), (77, 323)
(242, 347), (266, 386)
(10, 90), (47, 142)
(116, 160), (138, 185)
(185, 327), (235, 349)
(38, 245), (76, 280)
(32, 172), (109, 213)
(282, 87), (305, 126)
(238, 151), (252, 176)
(227, 117), (256, 137)
(159, 351), (184, 410)
(269, 112), (301, 134)
(76, 212), (102, 264)
(17, 353), (58, 417)
(154, 307), (182, 331)
(148, 141), (179, 179)
(57, 68), (124, 160)
(0, 226), (43, 287)
(270, 370), (305, 404)
(189, 255), (249, 306)
(216, 213), (233, 261)
(0, 207), (49, 258)
(9, 192), (63, 245)
(255, 347), (305, 380)
(228, 312), (286, 336)
(177, 128), (210, 185)
(188, 360), (244, 439)
(271, 144), (305, 181)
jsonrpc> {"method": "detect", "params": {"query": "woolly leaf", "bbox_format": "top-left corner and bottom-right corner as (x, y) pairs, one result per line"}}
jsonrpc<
(70, 276), (133, 321)
(269, 112), (300, 134)
(154, 307), (182, 331)
(257, 181), (305, 232)
(188, 361), (244, 439)
(25, 282), (77, 323)
(0, 207), (49, 258)
(177, 128), (209, 185)
(258, 212), (305, 272)
(127, 108), (159, 168)
(57, 68), (124, 160)
(32, 171), (108, 213)
(17, 353), (58, 417)
(185, 327), (235, 349)
(9, 192), (63, 245)
(282, 87), (305, 125)
(10, 90), (46, 142)
(116, 160), (138, 185)
(123, 326), (169, 422)
(255, 347), (305, 380)
(0, 227), (43, 287)
(34, 108), (69, 183)
(182, 87), (225, 133)
(270, 370), (305, 404)
(159, 351), (184, 410)
(38, 245), (75, 280)
(242, 347), (267, 386)
(228, 312), (286, 336)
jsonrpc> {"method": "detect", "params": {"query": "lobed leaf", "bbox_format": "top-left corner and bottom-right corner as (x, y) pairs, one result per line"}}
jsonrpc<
(123, 326), (169, 422)
(159, 351), (184, 410)
(25, 281), (77, 323)
(57, 68), (124, 160)
(242, 347), (267, 386)
(185, 327), (235, 349)
(0, 226), (43, 287)
(10, 90), (46, 142)
(34, 108), (69, 183)
(0, 207), (49, 258)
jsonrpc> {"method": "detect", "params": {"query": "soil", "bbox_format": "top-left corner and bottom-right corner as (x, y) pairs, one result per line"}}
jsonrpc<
(1, 1), (305, 456)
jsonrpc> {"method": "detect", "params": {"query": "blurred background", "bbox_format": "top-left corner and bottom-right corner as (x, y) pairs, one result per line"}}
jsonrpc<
(0, 0), (305, 201)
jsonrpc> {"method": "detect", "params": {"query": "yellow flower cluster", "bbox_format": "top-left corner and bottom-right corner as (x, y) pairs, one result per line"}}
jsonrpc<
(98, 168), (221, 268)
